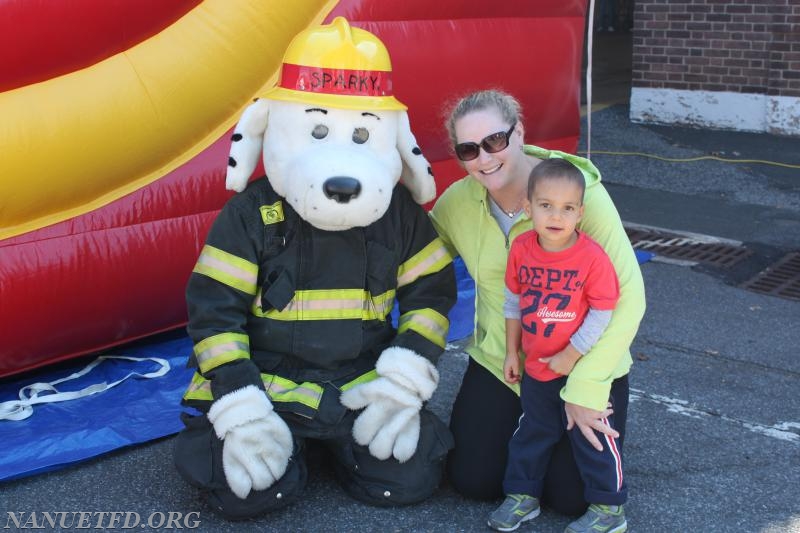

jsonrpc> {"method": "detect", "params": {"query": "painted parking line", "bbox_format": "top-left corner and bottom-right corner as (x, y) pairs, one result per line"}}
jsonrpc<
(631, 388), (799, 444)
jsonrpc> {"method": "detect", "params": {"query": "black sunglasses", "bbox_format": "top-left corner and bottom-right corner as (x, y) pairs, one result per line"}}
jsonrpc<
(454, 122), (517, 161)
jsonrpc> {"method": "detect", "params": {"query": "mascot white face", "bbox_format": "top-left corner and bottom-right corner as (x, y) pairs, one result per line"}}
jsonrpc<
(225, 98), (435, 231)
(265, 102), (400, 231)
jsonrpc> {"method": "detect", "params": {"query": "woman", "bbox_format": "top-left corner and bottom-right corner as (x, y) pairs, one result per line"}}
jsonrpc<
(430, 90), (645, 515)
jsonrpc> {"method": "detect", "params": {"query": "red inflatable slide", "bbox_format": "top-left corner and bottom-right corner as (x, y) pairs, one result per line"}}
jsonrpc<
(0, 0), (588, 377)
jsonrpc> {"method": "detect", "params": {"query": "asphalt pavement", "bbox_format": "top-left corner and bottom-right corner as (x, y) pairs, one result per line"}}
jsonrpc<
(2, 104), (799, 532)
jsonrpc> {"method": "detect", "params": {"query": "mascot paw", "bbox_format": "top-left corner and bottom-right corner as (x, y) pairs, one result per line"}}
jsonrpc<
(340, 376), (422, 412)
(222, 416), (293, 499)
(208, 385), (293, 499)
(362, 405), (420, 463)
(375, 347), (439, 401)
(341, 347), (438, 462)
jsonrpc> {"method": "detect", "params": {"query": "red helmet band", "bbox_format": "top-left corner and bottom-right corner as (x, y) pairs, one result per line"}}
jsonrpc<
(278, 63), (393, 98)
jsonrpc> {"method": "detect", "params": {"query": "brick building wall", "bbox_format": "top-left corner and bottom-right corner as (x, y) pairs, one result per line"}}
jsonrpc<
(629, 0), (800, 135)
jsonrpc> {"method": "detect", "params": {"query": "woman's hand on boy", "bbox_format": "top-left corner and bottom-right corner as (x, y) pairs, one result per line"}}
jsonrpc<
(565, 401), (619, 451)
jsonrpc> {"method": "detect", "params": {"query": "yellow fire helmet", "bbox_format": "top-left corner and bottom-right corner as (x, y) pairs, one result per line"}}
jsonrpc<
(262, 16), (407, 111)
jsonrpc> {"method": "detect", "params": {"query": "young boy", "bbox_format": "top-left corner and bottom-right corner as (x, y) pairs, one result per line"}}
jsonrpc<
(488, 158), (627, 533)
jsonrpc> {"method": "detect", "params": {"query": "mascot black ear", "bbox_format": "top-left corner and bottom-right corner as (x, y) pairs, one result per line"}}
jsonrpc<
(226, 99), (270, 192)
(397, 111), (436, 205)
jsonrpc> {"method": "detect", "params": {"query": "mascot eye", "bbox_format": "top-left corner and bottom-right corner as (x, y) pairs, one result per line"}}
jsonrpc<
(352, 127), (369, 144)
(312, 124), (329, 139)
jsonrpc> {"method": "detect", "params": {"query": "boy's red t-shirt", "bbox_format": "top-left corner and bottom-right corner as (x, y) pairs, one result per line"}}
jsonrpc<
(505, 230), (620, 381)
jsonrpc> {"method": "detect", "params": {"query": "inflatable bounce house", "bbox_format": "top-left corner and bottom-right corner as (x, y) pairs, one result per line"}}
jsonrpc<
(0, 0), (595, 481)
(0, 0), (588, 379)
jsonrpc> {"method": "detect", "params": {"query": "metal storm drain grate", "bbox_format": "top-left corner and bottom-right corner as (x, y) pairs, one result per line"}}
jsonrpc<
(740, 252), (800, 301)
(625, 225), (752, 269)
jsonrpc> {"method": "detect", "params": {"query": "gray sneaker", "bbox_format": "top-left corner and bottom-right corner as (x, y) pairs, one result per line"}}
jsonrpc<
(487, 494), (540, 532)
(564, 504), (627, 533)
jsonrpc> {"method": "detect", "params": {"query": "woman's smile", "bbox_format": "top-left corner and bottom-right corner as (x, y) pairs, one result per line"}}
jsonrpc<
(481, 163), (503, 175)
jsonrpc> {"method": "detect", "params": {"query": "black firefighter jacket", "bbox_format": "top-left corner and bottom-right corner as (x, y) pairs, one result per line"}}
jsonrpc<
(182, 177), (456, 413)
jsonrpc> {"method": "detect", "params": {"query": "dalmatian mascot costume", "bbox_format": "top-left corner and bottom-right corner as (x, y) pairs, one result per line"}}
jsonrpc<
(174, 18), (456, 519)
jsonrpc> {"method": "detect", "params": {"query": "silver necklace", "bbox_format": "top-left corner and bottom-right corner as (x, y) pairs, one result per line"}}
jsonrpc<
(493, 196), (524, 218)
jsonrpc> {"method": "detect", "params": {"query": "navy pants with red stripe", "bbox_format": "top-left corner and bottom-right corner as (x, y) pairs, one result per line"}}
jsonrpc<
(503, 373), (627, 506)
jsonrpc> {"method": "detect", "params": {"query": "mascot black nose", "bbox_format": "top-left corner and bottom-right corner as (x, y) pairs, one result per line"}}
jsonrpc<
(323, 176), (361, 203)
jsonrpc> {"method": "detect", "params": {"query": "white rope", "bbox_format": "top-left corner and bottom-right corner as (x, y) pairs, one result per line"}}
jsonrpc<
(0, 355), (170, 421)
(586, 0), (596, 159)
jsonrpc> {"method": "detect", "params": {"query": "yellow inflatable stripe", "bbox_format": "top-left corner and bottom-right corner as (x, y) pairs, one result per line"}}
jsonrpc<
(0, 0), (339, 240)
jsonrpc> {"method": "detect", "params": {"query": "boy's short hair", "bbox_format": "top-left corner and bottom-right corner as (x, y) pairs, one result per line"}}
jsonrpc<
(527, 158), (586, 203)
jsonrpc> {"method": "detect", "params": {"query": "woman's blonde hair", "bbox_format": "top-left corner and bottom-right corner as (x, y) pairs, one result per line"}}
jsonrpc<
(444, 89), (523, 146)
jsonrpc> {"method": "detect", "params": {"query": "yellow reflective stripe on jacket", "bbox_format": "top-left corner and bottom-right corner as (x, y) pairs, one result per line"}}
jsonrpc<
(183, 368), (379, 407)
(252, 289), (395, 321)
(398, 308), (449, 348)
(264, 375), (323, 409)
(183, 371), (322, 409)
(339, 369), (378, 392)
(397, 237), (452, 288)
(193, 245), (258, 295)
(183, 371), (215, 401)
(194, 332), (250, 374)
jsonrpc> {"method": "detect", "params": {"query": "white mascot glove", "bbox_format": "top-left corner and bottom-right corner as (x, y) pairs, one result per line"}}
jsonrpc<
(207, 385), (293, 499)
(340, 347), (438, 463)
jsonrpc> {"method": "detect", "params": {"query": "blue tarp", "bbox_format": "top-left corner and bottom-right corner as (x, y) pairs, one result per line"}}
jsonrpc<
(0, 253), (651, 482)
(0, 335), (195, 482)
